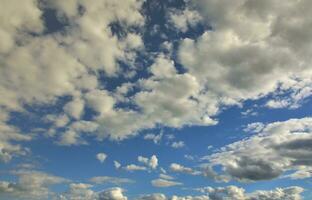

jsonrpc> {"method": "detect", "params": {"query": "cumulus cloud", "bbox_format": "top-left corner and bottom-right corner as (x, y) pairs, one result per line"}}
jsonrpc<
(138, 155), (158, 169)
(196, 186), (304, 200)
(1, 0), (312, 158)
(202, 117), (312, 181)
(89, 176), (134, 185)
(144, 132), (163, 144)
(170, 163), (201, 176)
(98, 187), (128, 200)
(114, 161), (122, 169)
(137, 186), (304, 200)
(151, 179), (182, 188)
(96, 153), (108, 163)
(168, 8), (202, 32)
(0, 170), (67, 200)
(0, 0), (146, 152)
(124, 164), (147, 172)
(57, 186), (128, 200)
(171, 141), (185, 149)
(0, 122), (31, 163)
(57, 183), (97, 200)
(177, 0), (312, 111)
(137, 193), (167, 200)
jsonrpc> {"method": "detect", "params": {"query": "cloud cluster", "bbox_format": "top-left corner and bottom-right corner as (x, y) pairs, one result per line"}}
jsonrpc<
(0, 170), (67, 199)
(57, 185), (128, 200)
(1, 0), (312, 163)
(137, 186), (303, 200)
(179, 0), (312, 108)
(0, 170), (304, 200)
(170, 163), (201, 176)
(202, 117), (312, 181)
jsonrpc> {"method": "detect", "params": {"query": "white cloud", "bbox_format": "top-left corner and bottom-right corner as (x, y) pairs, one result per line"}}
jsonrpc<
(169, 8), (202, 32)
(243, 122), (265, 133)
(144, 133), (163, 144)
(0, 122), (32, 163)
(202, 117), (312, 181)
(170, 163), (200, 176)
(124, 164), (147, 172)
(57, 185), (128, 200)
(89, 176), (134, 185)
(171, 141), (185, 149)
(159, 174), (174, 180)
(0, 170), (67, 199)
(57, 183), (96, 200)
(137, 186), (304, 200)
(0, 0), (146, 152)
(151, 179), (182, 188)
(63, 98), (85, 120)
(177, 0), (312, 111)
(96, 153), (107, 163)
(137, 193), (167, 200)
(138, 155), (158, 169)
(98, 187), (128, 200)
(114, 161), (122, 169)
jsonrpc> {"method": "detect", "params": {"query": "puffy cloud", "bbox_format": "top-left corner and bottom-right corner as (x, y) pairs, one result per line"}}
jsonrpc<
(89, 176), (134, 185)
(0, 170), (67, 200)
(0, 122), (31, 163)
(138, 155), (158, 169)
(138, 186), (304, 200)
(202, 117), (312, 181)
(151, 179), (182, 188)
(144, 132), (163, 144)
(63, 98), (85, 120)
(0, 0), (145, 152)
(171, 141), (185, 149)
(56, 186), (127, 200)
(137, 193), (167, 200)
(168, 8), (202, 32)
(170, 163), (200, 175)
(98, 187), (127, 200)
(177, 0), (312, 110)
(57, 183), (97, 200)
(202, 186), (304, 200)
(114, 161), (122, 169)
(159, 174), (174, 180)
(124, 164), (147, 172)
(96, 153), (108, 163)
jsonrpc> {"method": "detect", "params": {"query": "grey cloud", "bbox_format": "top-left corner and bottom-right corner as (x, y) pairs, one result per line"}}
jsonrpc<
(202, 118), (312, 181)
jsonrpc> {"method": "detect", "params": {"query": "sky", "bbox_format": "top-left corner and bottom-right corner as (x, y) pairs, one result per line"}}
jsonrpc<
(0, 0), (312, 199)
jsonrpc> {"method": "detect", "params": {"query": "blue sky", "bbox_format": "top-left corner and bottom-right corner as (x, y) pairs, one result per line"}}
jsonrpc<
(0, 0), (312, 199)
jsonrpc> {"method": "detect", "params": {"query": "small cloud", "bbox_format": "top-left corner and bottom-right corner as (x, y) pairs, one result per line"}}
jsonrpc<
(159, 173), (174, 180)
(171, 141), (185, 149)
(114, 161), (121, 169)
(144, 132), (163, 144)
(138, 155), (158, 170)
(96, 153), (107, 163)
(151, 178), (182, 187)
(124, 164), (147, 172)
(89, 176), (134, 185)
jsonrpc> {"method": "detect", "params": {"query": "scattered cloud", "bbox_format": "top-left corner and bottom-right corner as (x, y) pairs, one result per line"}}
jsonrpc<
(89, 176), (134, 185)
(151, 179), (182, 188)
(124, 164), (147, 172)
(171, 141), (185, 149)
(202, 117), (312, 181)
(96, 153), (107, 163)
(170, 163), (201, 176)
(138, 155), (158, 170)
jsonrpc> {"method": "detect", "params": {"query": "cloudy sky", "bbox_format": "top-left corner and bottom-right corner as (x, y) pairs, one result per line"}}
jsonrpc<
(0, 0), (312, 199)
